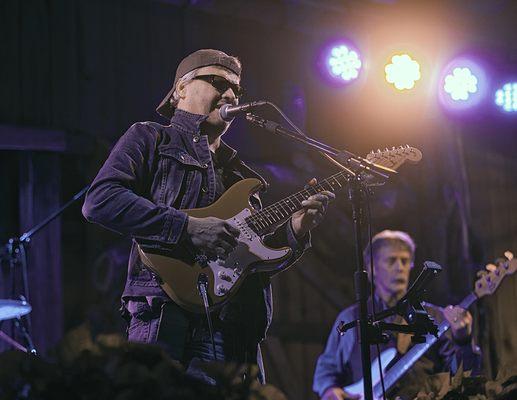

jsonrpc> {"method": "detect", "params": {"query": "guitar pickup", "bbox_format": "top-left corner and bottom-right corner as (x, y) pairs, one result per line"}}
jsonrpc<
(218, 271), (233, 282)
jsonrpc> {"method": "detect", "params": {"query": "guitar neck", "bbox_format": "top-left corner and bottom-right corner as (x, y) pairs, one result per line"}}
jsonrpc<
(245, 169), (349, 235)
(244, 145), (421, 235)
(374, 292), (478, 397)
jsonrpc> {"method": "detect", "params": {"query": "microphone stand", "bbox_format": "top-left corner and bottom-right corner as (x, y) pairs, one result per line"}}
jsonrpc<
(245, 113), (394, 400)
(0, 185), (90, 354)
(339, 261), (442, 343)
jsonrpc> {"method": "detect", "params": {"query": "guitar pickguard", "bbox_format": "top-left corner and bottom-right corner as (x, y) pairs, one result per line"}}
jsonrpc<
(209, 208), (291, 297)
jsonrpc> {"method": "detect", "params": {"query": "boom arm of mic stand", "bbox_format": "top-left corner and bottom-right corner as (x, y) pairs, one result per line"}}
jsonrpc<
(246, 113), (396, 180)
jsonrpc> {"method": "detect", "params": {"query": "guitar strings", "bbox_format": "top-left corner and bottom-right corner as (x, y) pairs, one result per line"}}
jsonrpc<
(245, 146), (411, 234)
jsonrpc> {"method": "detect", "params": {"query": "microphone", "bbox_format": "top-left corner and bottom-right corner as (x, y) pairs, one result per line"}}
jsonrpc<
(219, 101), (267, 121)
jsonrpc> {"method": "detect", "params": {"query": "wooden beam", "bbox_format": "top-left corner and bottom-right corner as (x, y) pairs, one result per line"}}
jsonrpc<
(0, 124), (91, 153)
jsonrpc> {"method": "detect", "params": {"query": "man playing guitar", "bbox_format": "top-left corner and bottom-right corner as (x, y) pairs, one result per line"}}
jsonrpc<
(82, 49), (334, 385)
(313, 230), (482, 400)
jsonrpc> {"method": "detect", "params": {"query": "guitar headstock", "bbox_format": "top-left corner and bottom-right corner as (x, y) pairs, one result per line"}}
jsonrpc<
(366, 145), (423, 170)
(474, 251), (516, 299)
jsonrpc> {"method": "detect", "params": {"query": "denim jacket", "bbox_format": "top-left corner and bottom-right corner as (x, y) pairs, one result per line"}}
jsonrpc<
(82, 109), (310, 337)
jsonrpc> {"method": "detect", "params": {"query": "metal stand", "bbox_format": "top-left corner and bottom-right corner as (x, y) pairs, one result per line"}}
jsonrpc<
(338, 261), (443, 340)
(245, 112), (393, 400)
(245, 108), (440, 400)
(0, 185), (90, 353)
(349, 178), (374, 400)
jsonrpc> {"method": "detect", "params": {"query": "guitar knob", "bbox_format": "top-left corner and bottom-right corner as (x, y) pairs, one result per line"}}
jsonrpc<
(218, 271), (232, 282)
(216, 284), (228, 294)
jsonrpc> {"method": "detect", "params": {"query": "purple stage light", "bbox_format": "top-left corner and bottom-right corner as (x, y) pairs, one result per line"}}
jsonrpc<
(327, 45), (362, 81)
(444, 67), (478, 101)
(438, 57), (487, 112)
(319, 42), (362, 85)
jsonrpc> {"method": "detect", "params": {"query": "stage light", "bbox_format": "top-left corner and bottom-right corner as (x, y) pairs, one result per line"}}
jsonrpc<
(326, 44), (362, 82)
(438, 58), (487, 112)
(495, 82), (517, 112)
(385, 54), (421, 90)
(444, 67), (478, 101)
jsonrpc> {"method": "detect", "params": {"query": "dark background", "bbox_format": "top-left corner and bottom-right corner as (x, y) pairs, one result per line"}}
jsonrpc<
(1, 1), (516, 399)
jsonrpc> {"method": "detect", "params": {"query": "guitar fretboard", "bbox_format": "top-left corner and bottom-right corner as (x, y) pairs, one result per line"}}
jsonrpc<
(244, 169), (349, 235)
(243, 145), (420, 235)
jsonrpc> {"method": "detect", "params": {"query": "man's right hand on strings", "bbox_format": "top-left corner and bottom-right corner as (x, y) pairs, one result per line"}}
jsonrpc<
(186, 216), (240, 259)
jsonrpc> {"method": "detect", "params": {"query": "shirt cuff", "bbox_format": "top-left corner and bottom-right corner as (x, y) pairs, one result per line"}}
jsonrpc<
(287, 218), (311, 254)
(165, 209), (189, 244)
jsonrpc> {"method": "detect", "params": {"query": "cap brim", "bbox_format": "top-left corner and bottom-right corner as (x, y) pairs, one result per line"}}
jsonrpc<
(156, 85), (176, 119)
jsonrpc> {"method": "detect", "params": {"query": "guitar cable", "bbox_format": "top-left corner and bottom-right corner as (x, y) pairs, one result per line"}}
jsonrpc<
(197, 273), (218, 361)
(366, 190), (387, 400)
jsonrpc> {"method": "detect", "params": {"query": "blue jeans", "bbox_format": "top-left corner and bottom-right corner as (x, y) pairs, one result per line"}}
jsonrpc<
(125, 298), (265, 385)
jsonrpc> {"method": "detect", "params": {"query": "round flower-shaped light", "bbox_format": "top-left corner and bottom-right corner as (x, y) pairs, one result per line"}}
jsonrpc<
(385, 54), (421, 90)
(443, 67), (478, 101)
(327, 45), (362, 81)
(495, 82), (517, 112)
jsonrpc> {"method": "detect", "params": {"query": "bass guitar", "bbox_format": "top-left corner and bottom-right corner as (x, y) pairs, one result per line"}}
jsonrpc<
(344, 252), (516, 400)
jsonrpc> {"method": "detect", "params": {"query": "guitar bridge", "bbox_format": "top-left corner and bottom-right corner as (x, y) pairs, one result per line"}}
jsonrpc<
(195, 254), (209, 267)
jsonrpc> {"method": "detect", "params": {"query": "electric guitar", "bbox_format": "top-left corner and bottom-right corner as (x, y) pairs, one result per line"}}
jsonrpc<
(137, 146), (422, 313)
(344, 252), (516, 400)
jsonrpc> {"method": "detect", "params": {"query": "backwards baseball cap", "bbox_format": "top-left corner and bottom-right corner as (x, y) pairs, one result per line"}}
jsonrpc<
(156, 49), (242, 119)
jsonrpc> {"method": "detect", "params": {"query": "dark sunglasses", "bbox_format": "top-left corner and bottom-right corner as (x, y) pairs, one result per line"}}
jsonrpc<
(192, 74), (244, 98)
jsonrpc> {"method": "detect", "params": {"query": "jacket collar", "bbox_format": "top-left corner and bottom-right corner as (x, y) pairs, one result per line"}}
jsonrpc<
(170, 109), (239, 165)
(170, 109), (208, 134)
(214, 140), (238, 165)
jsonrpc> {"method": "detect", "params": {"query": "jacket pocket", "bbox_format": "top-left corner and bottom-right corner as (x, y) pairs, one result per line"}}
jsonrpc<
(156, 147), (207, 208)
(127, 299), (162, 343)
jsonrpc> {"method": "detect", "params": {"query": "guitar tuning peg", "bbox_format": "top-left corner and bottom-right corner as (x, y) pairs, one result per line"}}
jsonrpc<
(406, 144), (410, 148)
(477, 269), (488, 278)
(384, 147), (389, 152)
(377, 149), (381, 153)
(504, 250), (514, 260)
(485, 263), (497, 272)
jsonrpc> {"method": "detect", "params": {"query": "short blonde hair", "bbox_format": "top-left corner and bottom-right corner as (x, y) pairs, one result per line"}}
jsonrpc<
(363, 230), (416, 266)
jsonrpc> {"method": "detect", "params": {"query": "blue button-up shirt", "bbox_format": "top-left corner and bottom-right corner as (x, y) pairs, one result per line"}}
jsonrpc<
(313, 297), (482, 399)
